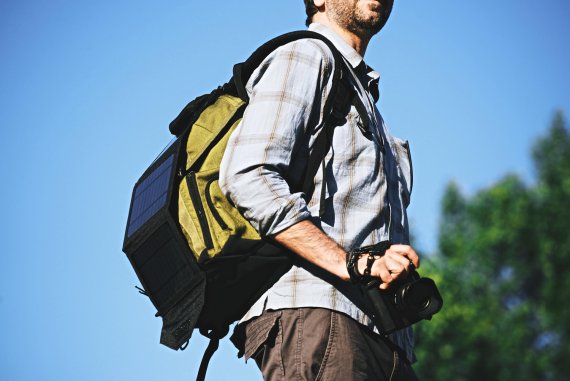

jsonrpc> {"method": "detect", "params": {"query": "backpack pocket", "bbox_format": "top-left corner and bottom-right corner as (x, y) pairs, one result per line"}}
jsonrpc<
(178, 168), (261, 262)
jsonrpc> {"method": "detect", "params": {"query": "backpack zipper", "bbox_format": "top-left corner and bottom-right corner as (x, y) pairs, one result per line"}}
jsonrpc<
(186, 171), (214, 250)
(205, 178), (229, 230)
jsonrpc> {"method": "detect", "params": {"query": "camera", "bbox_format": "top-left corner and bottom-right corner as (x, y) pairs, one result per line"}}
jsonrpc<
(364, 268), (443, 335)
(346, 242), (443, 334)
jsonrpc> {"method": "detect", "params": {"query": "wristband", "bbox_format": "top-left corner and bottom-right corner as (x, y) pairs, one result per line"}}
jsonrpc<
(346, 241), (392, 284)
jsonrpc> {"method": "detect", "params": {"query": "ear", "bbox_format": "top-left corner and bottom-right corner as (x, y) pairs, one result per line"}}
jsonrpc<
(314, 0), (325, 8)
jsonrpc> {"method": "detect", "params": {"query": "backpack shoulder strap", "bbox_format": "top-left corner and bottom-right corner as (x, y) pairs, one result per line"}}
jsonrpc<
(231, 30), (353, 205)
(232, 30), (347, 102)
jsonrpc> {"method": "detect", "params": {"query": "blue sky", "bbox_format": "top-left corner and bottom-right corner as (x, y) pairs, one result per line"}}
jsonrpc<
(1, 1), (569, 380)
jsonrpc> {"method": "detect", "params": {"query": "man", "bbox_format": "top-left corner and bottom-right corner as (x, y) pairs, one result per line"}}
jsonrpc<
(219, 0), (420, 379)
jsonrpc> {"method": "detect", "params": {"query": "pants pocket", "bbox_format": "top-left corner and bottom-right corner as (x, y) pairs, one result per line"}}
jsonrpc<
(231, 310), (282, 362)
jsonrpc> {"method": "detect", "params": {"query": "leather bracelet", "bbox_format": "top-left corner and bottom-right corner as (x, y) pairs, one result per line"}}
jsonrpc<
(346, 241), (392, 284)
(347, 249), (365, 284)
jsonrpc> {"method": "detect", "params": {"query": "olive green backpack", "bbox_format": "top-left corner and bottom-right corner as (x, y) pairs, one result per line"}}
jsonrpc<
(123, 30), (361, 381)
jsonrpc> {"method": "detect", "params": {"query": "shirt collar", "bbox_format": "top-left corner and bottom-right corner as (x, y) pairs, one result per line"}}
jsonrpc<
(308, 23), (381, 103)
(309, 22), (363, 68)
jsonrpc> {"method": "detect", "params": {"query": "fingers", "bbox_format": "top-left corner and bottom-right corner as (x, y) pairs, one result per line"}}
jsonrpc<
(384, 255), (410, 276)
(377, 266), (392, 289)
(374, 255), (407, 289)
(387, 244), (420, 269)
(371, 245), (420, 289)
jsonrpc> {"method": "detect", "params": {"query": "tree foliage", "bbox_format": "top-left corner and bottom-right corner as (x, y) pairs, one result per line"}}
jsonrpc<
(414, 111), (570, 381)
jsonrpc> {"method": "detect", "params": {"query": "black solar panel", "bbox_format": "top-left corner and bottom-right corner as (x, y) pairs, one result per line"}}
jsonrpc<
(126, 153), (175, 238)
(122, 136), (205, 349)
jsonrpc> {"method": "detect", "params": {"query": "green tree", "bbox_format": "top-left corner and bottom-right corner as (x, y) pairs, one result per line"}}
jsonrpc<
(414, 111), (569, 381)
(532, 111), (570, 378)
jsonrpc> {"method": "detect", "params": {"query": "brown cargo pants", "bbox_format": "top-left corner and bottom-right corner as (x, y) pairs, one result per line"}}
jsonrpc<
(231, 308), (420, 381)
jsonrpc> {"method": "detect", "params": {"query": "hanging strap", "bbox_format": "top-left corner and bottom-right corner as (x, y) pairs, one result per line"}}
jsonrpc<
(196, 338), (219, 381)
(196, 327), (228, 381)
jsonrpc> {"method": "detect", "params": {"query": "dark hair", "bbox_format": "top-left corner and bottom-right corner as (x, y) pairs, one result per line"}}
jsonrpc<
(304, 0), (318, 27)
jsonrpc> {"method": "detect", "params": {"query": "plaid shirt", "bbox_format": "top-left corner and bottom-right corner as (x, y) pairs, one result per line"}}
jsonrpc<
(219, 23), (415, 360)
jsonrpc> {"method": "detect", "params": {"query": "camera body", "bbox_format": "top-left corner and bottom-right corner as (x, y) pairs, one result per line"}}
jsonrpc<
(364, 269), (443, 335)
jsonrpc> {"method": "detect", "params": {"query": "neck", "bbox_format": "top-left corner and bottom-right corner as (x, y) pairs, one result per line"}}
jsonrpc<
(312, 15), (371, 56)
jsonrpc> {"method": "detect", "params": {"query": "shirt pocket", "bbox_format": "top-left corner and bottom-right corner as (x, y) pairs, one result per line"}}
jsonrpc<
(391, 137), (413, 207)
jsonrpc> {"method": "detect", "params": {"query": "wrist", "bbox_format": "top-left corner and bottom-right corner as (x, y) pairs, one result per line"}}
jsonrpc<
(345, 241), (391, 283)
(346, 251), (376, 284)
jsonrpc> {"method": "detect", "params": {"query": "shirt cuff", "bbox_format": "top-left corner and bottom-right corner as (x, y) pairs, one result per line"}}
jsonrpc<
(252, 192), (312, 237)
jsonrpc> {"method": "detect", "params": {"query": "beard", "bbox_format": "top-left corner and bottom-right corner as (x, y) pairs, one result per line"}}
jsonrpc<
(327, 0), (393, 38)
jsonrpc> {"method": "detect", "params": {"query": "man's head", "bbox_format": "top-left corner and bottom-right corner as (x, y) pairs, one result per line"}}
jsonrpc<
(304, 0), (394, 38)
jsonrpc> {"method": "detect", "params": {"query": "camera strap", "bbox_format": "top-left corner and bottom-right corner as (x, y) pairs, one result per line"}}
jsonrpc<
(346, 240), (391, 284)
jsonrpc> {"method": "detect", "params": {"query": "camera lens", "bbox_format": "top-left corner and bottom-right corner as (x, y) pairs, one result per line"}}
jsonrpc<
(386, 276), (443, 327)
(401, 283), (431, 311)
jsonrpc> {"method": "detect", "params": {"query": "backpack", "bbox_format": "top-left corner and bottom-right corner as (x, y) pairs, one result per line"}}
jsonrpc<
(122, 30), (360, 381)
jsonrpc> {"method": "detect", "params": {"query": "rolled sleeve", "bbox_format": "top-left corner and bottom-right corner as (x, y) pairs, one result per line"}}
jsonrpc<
(219, 39), (334, 236)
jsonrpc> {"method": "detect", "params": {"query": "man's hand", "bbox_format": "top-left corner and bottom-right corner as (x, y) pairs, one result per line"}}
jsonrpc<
(357, 245), (420, 289)
(272, 220), (420, 289)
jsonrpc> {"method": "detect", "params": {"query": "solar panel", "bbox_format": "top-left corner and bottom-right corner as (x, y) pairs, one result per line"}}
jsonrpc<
(126, 153), (175, 238)
(122, 134), (205, 351)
